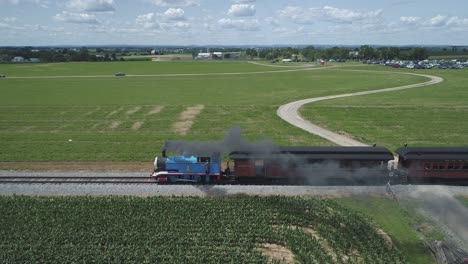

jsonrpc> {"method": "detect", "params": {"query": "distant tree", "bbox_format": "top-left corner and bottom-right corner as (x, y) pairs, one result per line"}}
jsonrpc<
(224, 53), (231, 59)
(378, 47), (390, 60)
(388, 47), (400, 60)
(111, 53), (117, 61)
(88, 55), (97, 62)
(104, 53), (110, 61)
(77, 47), (90, 61)
(282, 50), (292, 59)
(265, 52), (274, 60)
(258, 49), (269, 59)
(410, 47), (429, 60)
(191, 49), (198, 59)
(301, 46), (316, 61)
(52, 53), (67, 62)
(245, 48), (257, 59)
(359, 45), (376, 60)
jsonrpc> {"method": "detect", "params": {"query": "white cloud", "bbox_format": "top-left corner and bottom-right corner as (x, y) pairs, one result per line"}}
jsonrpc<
(31, 0), (50, 8)
(0, 0), (19, 4)
(173, 21), (190, 29)
(218, 18), (260, 31)
(264, 17), (279, 27)
(54, 11), (100, 24)
(68, 0), (115, 12)
(135, 11), (190, 30)
(446, 16), (468, 27)
(227, 4), (255, 17)
(0, 0), (49, 6)
(399, 16), (421, 24)
(26, 24), (65, 32)
(163, 8), (186, 20)
(234, 0), (255, 3)
(279, 5), (382, 24)
(399, 15), (468, 29)
(428, 15), (446, 27)
(323, 6), (382, 22)
(147, 0), (198, 7)
(0, 22), (23, 30)
(3, 17), (18, 23)
(136, 13), (160, 29)
(278, 6), (315, 24)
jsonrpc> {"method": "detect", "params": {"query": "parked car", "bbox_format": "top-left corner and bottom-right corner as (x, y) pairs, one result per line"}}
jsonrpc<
(0, 74), (6, 78)
(115, 72), (125, 76)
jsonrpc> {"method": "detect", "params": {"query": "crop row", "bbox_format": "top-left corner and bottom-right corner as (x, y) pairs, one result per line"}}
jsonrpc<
(0, 196), (406, 263)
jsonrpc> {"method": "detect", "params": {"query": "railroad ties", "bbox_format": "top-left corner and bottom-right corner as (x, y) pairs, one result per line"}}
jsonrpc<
(0, 176), (156, 184)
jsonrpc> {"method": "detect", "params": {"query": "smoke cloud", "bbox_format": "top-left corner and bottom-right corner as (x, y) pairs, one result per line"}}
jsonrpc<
(409, 186), (468, 249)
(164, 127), (279, 156)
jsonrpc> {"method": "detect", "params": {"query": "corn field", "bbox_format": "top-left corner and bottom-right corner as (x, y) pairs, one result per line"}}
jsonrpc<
(0, 196), (406, 263)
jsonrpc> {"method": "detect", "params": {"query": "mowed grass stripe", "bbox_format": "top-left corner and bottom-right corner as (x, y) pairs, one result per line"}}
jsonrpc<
(0, 61), (291, 77)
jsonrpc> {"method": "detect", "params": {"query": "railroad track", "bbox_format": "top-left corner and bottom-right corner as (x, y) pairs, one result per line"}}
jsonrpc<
(0, 176), (155, 184)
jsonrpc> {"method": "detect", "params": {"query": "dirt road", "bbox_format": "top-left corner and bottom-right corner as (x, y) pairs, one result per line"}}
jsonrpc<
(277, 70), (443, 146)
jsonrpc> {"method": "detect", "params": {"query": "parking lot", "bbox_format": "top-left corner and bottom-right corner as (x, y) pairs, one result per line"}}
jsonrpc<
(363, 59), (468, 69)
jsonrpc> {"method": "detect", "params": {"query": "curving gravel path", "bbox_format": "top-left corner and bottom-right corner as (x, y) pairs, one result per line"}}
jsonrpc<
(277, 70), (444, 146)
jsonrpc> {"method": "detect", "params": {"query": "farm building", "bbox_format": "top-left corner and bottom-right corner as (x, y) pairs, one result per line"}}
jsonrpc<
(196, 52), (223, 60)
(11, 56), (25, 62)
(196, 53), (212, 59)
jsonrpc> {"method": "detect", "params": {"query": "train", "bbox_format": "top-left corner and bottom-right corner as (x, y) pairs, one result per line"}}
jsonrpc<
(150, 143), (468, 185)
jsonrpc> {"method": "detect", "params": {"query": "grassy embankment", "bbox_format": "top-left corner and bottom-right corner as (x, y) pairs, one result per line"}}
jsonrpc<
(0, 61), (427, 162)
(301, 66), (468, 149)
(0, 196), (414, 263)
(337, 197), (436, 264)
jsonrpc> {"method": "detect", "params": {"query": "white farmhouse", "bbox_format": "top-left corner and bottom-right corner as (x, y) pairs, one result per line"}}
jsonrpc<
(12, 56), (25, 62)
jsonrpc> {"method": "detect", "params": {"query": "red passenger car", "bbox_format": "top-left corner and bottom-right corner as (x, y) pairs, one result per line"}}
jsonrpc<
(396, 147), (468, 183)
(229, 146), (394, 185)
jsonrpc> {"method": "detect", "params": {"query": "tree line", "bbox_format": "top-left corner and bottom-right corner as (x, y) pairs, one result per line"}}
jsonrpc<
(0, 47), (119, 62)
(0, 45), (440, 63)
(248, 45), (431, 61)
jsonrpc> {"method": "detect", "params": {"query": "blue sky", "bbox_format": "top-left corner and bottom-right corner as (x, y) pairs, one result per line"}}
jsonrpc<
(0, 0), (467, 46)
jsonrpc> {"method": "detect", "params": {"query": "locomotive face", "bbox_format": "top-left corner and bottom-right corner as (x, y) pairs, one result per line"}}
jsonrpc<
(154, 156), (167, 171)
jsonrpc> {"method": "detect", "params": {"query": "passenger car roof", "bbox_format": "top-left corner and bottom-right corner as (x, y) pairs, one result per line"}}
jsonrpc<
(230, 146), (394, 160)
(396, 147), (468, 160)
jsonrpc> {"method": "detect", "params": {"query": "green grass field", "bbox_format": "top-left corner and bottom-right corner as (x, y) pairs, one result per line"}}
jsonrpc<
(459, 196), (468, 207)
(0, 61), (428, 161)
(0, 60), (289, 76)
(301, 66), (468, 149)
(0, 61), (449, 262)
(0, 196), (413, 263)
(337, 197), (435, 264)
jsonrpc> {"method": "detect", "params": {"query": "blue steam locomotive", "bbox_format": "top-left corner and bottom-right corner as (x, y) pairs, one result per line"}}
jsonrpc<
(151, 150), (222, 183)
